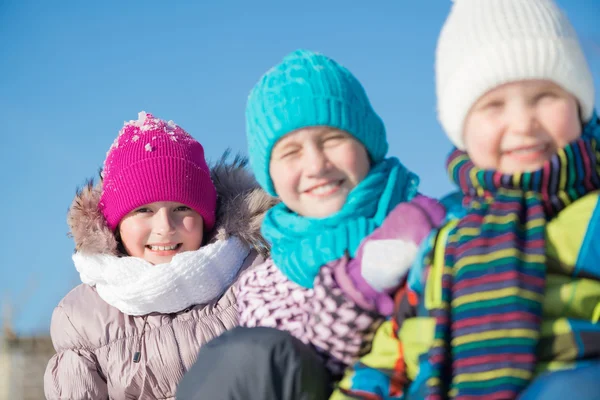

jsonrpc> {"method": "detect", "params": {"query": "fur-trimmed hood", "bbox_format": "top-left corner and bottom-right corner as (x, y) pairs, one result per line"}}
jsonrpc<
(68, 152), (277, 257)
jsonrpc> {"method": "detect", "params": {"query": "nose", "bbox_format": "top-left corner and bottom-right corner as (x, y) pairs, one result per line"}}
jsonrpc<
(303, 144), (329, 177)
(508, 105), (536, 137)
(153, 208), (176, 236)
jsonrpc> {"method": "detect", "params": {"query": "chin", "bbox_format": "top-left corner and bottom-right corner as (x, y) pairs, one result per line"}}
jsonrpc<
(312, 204), (344, 218)
(148, 256), (175, 265)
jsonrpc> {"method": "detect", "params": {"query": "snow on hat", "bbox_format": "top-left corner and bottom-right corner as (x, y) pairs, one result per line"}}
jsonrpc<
(436, 0), (595, 149)
(99, 111), (217, 231)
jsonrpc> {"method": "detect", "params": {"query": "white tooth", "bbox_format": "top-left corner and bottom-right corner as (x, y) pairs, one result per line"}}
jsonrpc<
(150, 245), (177, 251)
(310, 182), (339, 195)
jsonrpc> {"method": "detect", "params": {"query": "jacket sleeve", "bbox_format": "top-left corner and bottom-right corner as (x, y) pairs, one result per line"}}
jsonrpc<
(302, 261), (384, 376)
(237, 258), (383, 376)
(331, 220), (458, 400)
(329, 287), (418, 400)
(237, 259), (307, 337)
(44, 305), (108, 400)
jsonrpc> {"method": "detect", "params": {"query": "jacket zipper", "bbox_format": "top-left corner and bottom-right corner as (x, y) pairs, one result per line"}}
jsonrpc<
(133, 316), (149, 363)
(171, 313), (187, 375)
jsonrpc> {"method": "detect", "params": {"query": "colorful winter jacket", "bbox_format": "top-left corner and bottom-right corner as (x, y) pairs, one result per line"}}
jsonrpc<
(333, 190), (600, 399)
(237, 194), (446, 374)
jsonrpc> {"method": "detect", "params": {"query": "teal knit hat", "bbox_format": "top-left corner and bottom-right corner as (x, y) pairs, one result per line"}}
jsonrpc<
(246, 49), (388, 196)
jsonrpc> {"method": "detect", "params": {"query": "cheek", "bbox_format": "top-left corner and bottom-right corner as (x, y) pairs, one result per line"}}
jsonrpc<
(118, 220), (146, 255)
(335, 144), (371, 182)
(464, 118), (502, 168)
(120, 223), (140, 243)
(270, 161), (300, 198)
(182, 216), (204, 248)
(544, 103), (582, 147)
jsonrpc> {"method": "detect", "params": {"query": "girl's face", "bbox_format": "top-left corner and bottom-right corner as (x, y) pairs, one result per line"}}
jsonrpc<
(119, 201), (204, 265)
(269, 127), (370, 218)
(463, 80), (582, 174)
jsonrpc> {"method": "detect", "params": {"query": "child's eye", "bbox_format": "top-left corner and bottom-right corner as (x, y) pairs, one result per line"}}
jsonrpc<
(279, 148), (300, 159)
(534, 91), (557, 102)
(134, 207), (152, 214)
(481, 100), (504, 110)
(174, 206), (192, 212)
(323, 135), (345, 145)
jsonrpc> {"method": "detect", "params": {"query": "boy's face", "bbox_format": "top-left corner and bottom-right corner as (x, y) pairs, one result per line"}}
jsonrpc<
(269, 126), (370, 218)
(463, 80), (582, 174)
(119, 201), (204, 265)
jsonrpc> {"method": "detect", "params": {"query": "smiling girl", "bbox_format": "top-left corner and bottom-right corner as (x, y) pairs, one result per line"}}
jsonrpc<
(177, 50), (447, 399)
(335, 0), (600, 399)
(44, 112), (274, 400)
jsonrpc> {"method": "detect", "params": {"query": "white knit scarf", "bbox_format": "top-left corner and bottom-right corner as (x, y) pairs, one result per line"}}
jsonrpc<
(73, 237), (250, 316)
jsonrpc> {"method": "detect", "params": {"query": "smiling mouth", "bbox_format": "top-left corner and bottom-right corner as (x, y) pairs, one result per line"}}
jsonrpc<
(146, 244), (182, 252)
(305, 180), (344, 197)
(504, 143), (549, 155)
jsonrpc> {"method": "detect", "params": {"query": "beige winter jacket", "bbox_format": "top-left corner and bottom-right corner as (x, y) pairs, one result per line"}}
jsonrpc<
(44, 156), (276, 400)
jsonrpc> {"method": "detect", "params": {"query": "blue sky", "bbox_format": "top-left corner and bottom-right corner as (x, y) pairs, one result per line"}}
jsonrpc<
(1, 0), (598, 334)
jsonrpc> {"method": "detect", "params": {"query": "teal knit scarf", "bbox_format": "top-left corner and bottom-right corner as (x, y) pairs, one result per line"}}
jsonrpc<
(261, 157), (419, 288)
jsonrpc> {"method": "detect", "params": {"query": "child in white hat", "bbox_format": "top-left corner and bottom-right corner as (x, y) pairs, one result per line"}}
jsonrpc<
(334, 1), (600, 399)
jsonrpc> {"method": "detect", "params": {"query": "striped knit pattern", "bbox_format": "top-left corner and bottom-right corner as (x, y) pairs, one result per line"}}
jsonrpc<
(237, 259), (382, 377)
(428, 116), (600, 399)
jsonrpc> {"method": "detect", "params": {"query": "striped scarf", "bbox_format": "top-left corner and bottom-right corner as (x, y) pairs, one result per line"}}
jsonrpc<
(428, 115), (600, 399)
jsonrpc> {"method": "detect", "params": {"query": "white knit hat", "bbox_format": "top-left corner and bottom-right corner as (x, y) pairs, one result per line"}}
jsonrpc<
(436, 0), (595, 149)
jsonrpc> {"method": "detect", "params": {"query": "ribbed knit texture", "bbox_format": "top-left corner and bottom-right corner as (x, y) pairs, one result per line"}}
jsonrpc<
(74, 236), (249, 315)
(436, 0), (595, 149)
(99, 111), (217, 231)
(427, 114), (600, 399)
(246, 49), (388, 195)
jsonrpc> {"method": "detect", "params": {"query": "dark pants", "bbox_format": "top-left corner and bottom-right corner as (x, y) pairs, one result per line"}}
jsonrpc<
(177, 327), (333, 400)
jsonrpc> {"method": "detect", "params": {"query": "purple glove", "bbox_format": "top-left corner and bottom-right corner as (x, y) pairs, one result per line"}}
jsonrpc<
(336, 195), (446, 316)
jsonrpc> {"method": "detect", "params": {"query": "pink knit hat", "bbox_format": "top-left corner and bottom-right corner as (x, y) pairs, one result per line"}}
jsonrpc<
(99, 111), (217, 232)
